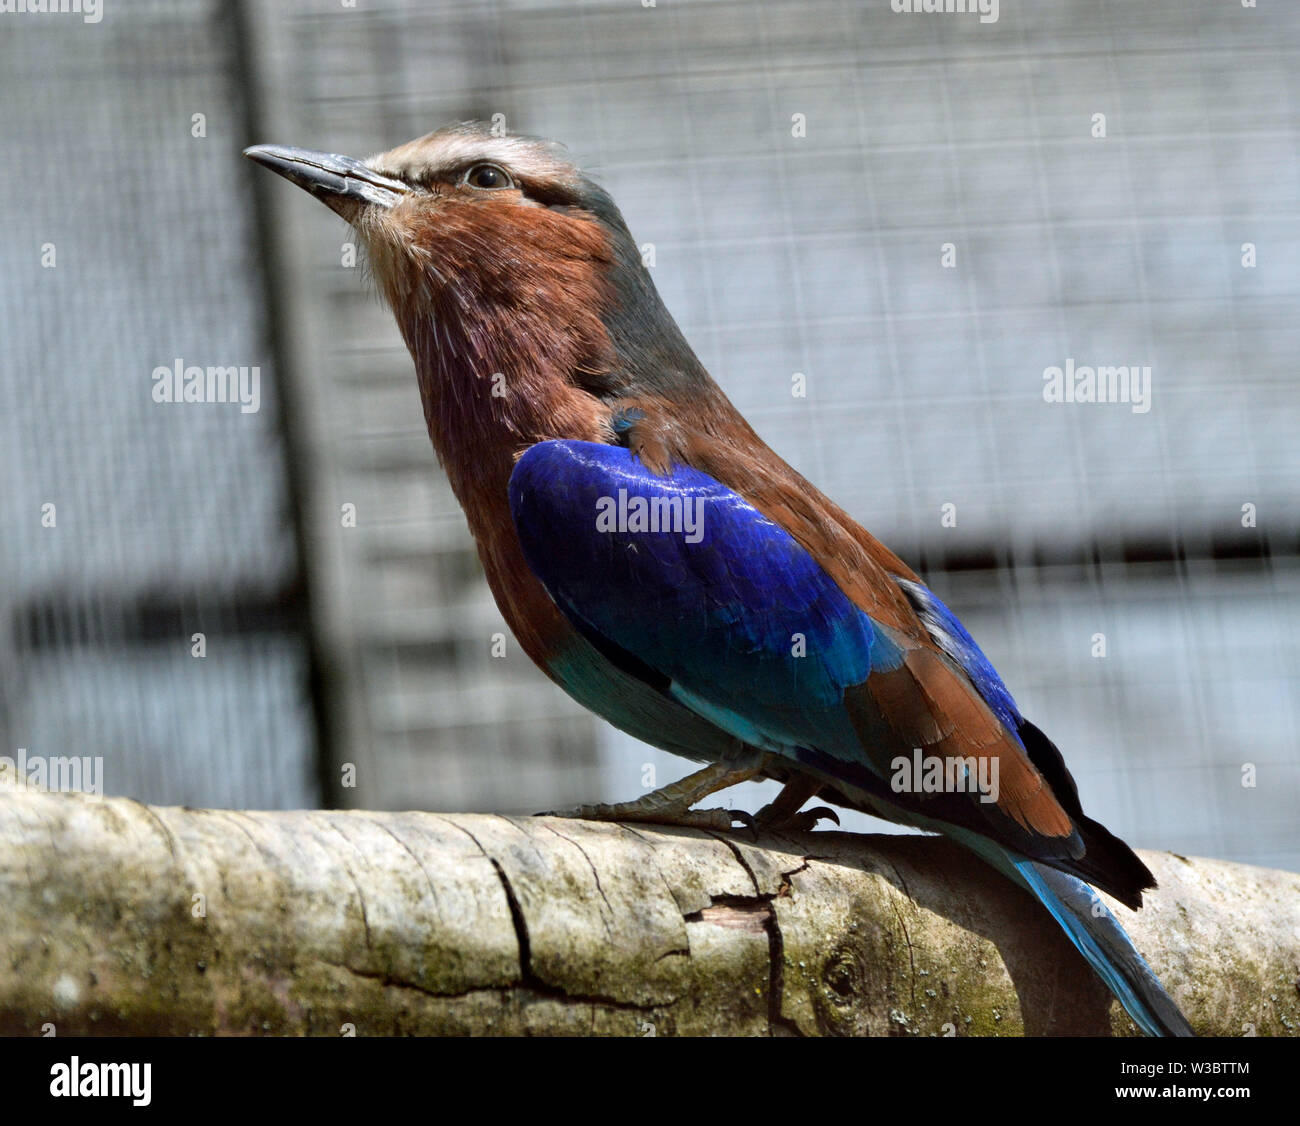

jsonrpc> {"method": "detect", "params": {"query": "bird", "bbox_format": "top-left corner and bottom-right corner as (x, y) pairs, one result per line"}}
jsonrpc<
(245, 122), (1193, 1037)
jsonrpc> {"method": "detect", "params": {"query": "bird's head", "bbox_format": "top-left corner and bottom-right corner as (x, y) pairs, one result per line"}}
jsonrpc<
(245, 123), (709, 441)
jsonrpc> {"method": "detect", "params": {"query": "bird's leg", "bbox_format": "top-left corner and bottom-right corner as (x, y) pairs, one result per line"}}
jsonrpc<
(541, 760), (766, 831)
(753, 774), (840, 833)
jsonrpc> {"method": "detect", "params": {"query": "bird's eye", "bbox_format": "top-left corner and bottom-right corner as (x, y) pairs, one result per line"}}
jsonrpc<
(463, 163), (514, 190)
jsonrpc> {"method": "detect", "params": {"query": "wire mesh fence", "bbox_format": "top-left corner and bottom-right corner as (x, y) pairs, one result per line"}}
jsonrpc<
(2, 0), (1296, 869)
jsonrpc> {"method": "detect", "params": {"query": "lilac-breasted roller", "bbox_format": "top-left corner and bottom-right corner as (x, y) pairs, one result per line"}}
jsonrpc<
(246, 123), (1193, 1037)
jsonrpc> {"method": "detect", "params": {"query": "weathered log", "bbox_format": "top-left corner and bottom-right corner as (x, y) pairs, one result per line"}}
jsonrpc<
(0, 789), (1295, 1035)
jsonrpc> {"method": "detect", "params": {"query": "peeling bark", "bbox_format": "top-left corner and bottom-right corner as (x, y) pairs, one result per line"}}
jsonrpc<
(0, 790), (1295, 1036)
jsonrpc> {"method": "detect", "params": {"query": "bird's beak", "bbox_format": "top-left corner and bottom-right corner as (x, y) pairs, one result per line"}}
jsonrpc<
(243, 144), (409, 220)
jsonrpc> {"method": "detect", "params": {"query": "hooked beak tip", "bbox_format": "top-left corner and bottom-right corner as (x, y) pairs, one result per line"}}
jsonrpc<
(244, 144), (408, 218)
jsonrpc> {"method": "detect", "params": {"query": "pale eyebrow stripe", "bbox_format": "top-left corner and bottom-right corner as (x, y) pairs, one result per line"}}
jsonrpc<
(366, 135), (581, 189)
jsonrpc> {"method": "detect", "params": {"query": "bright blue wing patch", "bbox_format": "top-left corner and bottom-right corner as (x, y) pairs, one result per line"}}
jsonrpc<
(509, 440), (903, 757)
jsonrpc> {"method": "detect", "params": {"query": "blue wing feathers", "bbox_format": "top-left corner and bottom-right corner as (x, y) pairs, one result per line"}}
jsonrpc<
(511, 441), (884, 742)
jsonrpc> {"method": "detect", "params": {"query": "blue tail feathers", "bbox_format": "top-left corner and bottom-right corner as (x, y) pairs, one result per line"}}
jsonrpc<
(1014, 858), (1194, 1037)
(958, 832), (1193, 1035)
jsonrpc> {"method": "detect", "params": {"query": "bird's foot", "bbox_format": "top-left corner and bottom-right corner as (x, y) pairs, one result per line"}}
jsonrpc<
(536, 759), (766, 833)
(539, 801), (754, 833)
(749, 774), (839, 833)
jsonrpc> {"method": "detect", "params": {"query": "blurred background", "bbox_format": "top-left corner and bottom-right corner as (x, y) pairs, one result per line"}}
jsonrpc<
(2, 0), (1297, 872)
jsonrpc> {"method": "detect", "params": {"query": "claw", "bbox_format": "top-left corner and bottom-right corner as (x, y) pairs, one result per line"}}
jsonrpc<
(727, 808), (757, 833)
(753, 802), (840, 833)
(789, 805), (840, 831)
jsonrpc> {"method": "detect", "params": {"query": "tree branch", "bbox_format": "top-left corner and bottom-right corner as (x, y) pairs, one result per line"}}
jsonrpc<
(1, 790), (1295, 1035)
